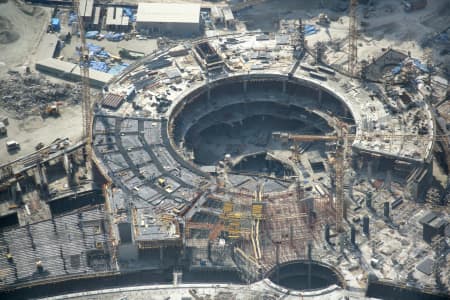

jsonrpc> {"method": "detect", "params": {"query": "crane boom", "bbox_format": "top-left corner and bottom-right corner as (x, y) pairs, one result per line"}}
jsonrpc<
(74, 0), (92, 164)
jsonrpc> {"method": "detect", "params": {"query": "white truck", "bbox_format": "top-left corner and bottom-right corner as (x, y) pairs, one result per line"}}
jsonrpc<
(6, 140), (20, 152)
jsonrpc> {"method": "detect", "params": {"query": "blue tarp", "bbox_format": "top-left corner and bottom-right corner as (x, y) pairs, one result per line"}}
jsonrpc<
(95, 50), (110, 59)
(392, 64), (402, 75)
(87, 43), (102, 54)
(123, 8), (136, 22)
(85, 31), (99, 39)
(413, 59), (429, 73)
(51, 18), (60, 31)
(105, 32), (124, 41)
(86, 43), (109, 59)
(90, 61), (109, 73)
(392, 58), (429, 75)
(304, 24), (318, 36)
(108, 63), (130, 75)
(68, 12), (77, 25)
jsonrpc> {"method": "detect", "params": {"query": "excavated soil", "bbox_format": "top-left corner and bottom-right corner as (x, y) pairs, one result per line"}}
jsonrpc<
(0, 16), (19, 44)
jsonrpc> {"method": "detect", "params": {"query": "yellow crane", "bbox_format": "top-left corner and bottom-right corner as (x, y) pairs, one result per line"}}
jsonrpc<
(74, 0), (93, 166)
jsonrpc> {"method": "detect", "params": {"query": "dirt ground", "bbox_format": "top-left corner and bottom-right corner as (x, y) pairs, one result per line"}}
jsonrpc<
(0, 1), (82, 165)
(0, 105), (82, 164)
(1, 0), (449, 165)
(0, 0), (50, 77)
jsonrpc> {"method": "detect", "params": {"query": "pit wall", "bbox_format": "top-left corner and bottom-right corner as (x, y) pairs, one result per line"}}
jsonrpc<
(168, 73), (356, 129)
(264, 260), (346, 291)
(167, 73), (356, 165)
(232, 247), (262, 283)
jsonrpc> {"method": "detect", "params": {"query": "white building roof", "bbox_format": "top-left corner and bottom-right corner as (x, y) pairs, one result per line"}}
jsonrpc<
(222, 7), (234, 22)
(93, 7), (101, 25)
(136, 3), (200, 24)
(78, 0), (94, 18)
(106, 7), (129, 26)
(36, 58), (77, 74)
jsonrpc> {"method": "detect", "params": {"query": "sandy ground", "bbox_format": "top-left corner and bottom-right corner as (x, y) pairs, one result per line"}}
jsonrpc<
(0, 105), (82, 164)
(0, 0), (50, 76)
(233, 0), (450, 70)
(0, 2), (157, 165)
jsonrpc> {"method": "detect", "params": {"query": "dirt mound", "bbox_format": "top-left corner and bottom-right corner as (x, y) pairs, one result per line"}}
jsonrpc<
(0, 30), (19, 43)
(0, 16), (19, 44)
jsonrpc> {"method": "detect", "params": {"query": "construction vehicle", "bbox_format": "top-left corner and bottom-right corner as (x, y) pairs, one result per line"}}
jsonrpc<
(35, 142), (45, 151)
(42, 102), (62, 118)
(0, 121), (6, 136)
(6, 141), (20, 152)
(316, 13), (330, 26)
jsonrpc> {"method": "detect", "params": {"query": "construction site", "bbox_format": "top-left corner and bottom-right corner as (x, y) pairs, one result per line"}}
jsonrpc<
(0, 0), (450, 299)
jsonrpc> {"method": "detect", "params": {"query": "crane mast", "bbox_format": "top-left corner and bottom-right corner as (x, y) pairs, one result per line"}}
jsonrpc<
(348, 0), (358, 76)
(74, 0), (92, 164)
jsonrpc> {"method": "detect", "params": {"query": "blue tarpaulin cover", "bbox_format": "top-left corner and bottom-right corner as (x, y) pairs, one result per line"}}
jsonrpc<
(105, 32), (124, 41)
(90, 61), (109, 72)
(51, 18), (61, 31)
(392, 64), (402, 75)
(123, 8), (136, 22)
(86, 43), (110, 59)
(304, 24), (318, 36)
(392, 58), (429, 75)
(413, 59), (429, 73)
(68, 12), (77, 25)
(108, 63), (130, 75)
(85, 31), (99, 39)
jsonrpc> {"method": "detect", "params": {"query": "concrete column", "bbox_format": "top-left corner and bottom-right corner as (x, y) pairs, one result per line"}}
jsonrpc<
(350, 225), (356, 245)
(324, 223), (330, 243)
(10, 184), (16, 203)
(275, 242), (280, 285)
(367, 160), (373, 181)
(318, 88), (322, 107)
(307, 241), (312, 289)
(366, 191), (372, 210)
(363, 215), (370, 236)
(384, 202), (390, 220)
(385, 170), (392, 191)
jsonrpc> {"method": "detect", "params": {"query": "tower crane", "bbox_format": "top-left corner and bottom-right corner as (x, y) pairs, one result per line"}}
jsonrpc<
(74, 0), (93, 166)
(274, 130), (449, 233)
(348, 0), (358, 76)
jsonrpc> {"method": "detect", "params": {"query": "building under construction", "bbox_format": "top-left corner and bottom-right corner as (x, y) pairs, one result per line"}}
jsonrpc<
(0, 2), (449, 300)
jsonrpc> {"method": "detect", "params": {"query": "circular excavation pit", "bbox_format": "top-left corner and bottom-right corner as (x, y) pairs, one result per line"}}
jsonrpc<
(267, 260), (344, 291)
(169, 74), (354, 172)
(230, 152), (295, 178)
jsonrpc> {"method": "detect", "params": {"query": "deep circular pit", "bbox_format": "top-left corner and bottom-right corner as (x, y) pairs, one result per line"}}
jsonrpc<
(169, 74), (354, 169)
(267, 260), (343, 291)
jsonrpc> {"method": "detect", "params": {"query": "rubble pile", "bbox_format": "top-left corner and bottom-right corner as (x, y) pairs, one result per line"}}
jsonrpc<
(0, 72), (81, 119)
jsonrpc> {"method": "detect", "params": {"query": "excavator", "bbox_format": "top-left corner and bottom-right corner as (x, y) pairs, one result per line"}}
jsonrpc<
(41, 101), (62, 118)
